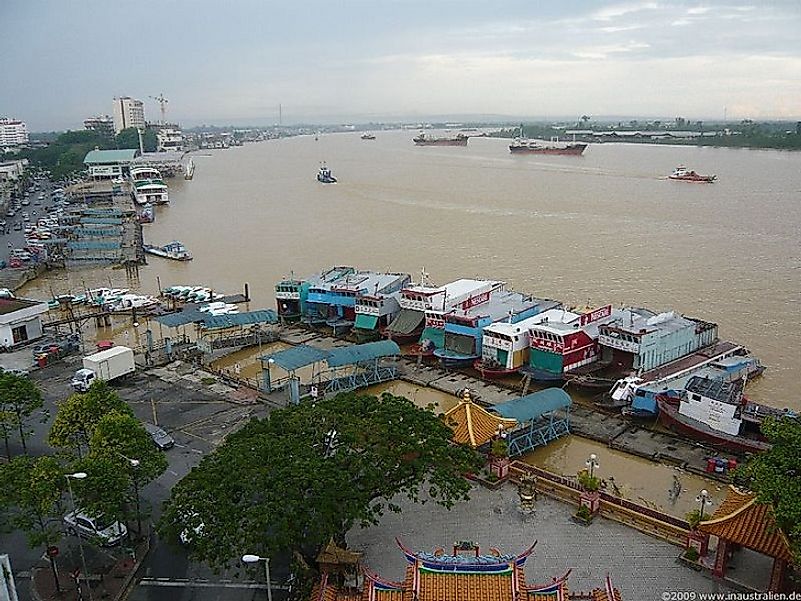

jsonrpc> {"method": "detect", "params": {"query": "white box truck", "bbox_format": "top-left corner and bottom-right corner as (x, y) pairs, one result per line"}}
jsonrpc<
(71, 346), (135, 392)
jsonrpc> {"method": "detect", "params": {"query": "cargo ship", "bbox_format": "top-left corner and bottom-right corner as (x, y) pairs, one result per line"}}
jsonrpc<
(413, 132), (468, 146)
(509, 138), (587, 155)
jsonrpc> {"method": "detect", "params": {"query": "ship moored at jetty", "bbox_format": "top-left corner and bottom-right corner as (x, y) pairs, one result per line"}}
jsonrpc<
(668, 165), (716, 183)
(565, 308), (720, 396)
(275, 267), (356, 323)
(433, 288), (561, 369)
(413, 132), (468, 146)
(144, 240), (192, 261)
(352, 275), (412, 342)
(614, 352), (765, 418)
(130, 166), (169, 205)
(656, 375), (780, 453)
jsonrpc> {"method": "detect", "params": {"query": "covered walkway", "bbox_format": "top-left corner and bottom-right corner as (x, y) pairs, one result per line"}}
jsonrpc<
(490, 388), (572, 456)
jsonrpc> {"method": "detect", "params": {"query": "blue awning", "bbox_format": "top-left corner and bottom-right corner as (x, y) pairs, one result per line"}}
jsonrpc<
(264, 345), (329, 371)
(326, 340), (400, 367)
(354, 314), (379, 330)
(491, 388), (572, 422)
(153, 309), (207, 328)
(201, 310), (278, 330)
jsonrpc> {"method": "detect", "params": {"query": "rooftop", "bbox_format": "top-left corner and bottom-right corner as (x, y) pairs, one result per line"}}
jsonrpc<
(332, 272), (410, 295)
(600, 308), (705, 336)
(685, 375), (744, 405)
(446, 291), (559, 325)
(83, 149), (139, 164)
(442, 390), (517, 447)
(0, 297), (46, 315)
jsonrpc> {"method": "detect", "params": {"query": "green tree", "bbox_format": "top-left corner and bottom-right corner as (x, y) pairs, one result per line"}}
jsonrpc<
(82, 411), (168, 537)
(48, 381), (133, 458)
(738, 416), (801, 559)
(0, 373), (47, 454)
(1, 456), (66, 592)
(158, 392), (482, 569)
(115, 127), (157, 152)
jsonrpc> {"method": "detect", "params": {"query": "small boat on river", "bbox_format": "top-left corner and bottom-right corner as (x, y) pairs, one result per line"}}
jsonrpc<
(144, 240), (193, 261)
(668, 165), (716, 183)
(317, 163), (337, 183)
(361, 132), (376, 140)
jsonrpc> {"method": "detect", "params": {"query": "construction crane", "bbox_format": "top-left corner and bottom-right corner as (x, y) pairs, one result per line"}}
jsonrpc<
(149, 93), (168, 125)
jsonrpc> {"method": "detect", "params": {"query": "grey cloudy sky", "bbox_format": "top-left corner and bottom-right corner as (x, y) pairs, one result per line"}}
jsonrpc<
(2, 0), (800, 130)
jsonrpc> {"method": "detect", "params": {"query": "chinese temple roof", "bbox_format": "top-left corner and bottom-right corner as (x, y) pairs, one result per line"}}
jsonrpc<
(310, 539), (622, 601)
(443, 390), (517, 447)
(698, 486), (793, 562)
(316, 539), (362, 567)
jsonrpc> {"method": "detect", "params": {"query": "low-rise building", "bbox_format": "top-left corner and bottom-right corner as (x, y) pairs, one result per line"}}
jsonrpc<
(84, 115), (115, 138)
(0, 295), (49, 350)
(83, 148), (139, 179)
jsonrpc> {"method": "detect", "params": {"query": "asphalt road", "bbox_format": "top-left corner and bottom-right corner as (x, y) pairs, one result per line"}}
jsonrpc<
(0, 176), (60, 265)
(0, 356), (290, 601)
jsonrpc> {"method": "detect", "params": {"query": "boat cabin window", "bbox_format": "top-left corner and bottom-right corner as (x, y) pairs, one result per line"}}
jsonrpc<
(691, 393), (701, 402)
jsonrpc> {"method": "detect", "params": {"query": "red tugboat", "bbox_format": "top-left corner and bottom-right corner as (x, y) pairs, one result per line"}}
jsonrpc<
(413, 132), (468, 146)
(668, 165), (716, 183)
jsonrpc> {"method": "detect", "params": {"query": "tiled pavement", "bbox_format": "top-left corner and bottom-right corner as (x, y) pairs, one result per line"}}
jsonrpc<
(347, 482), (744, 600)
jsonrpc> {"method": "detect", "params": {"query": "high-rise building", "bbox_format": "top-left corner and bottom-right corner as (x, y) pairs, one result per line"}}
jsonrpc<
(112, 97), (145, 133)
(84, 115), (115, 138)
(0, 118), (29, 148)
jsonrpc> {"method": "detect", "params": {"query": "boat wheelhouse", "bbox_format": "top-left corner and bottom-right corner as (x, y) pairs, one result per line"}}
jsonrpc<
(657, 375), (769, 453)
(353, 278), (412, 342)
(434, 288), (560, 368)
(524, 304), (621, 382)
(304, 269), (409, 331)
(275, 266), (356, 324)
(130, 167), (169, 205)
(386, 276), (502, 346)
(619, 352), (764, 417)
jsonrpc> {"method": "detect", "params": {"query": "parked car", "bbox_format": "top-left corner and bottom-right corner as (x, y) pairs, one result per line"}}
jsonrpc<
(63, 510), (127, 546)
(143, 422), (175, 450)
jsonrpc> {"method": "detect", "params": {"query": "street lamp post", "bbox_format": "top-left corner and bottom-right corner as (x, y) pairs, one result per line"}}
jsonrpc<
(696, 489), (713, 523)
(585, 453), (599, 480)
(65, 472), (93, 601)
(117, 453), (142, 538)
(242, 554), (273, 601)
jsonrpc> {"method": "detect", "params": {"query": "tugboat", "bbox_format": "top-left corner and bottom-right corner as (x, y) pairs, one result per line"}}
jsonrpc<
(144, 240), (193, 261)
(668, 165), (716, 183)
(317, 163), (337, 183)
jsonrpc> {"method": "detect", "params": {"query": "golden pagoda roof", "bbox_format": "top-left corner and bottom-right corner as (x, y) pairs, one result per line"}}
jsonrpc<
(443, 389), (517, 447)
(698, 486), (793, 562)
(317, 538), (362, 566)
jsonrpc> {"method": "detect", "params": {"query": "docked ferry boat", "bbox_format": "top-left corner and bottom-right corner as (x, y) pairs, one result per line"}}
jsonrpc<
(566, 308), (719, 394)
(615, 352), (765, 418)
(144, 240), (192, 261)
(668, 165), (716, 183)
(413, 132), (468, 146)
(130, 167), (169, 205)
(275, 266), (356, 324)
(433, 288), (560, 369)
(656, 376), (773, 453)
(352, 280), (410, 342)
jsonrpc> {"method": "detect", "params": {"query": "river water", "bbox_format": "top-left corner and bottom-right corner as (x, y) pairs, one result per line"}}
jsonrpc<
(23, 130), (801, 515)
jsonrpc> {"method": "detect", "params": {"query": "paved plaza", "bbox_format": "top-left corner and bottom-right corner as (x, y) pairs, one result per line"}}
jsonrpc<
(347, 482), (746, 600)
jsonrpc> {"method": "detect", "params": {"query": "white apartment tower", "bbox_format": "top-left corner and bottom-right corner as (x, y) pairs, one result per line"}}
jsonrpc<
(0, 118), (29, 147)
(112, 97), (145, 133)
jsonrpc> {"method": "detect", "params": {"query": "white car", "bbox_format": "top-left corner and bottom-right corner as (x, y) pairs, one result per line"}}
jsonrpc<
(64, 510), (127, 546)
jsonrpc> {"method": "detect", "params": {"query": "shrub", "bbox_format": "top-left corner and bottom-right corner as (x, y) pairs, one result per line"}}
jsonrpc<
(686, 509), (702, 529)
(490, 438), (509, 458)
(684, 547), (700, 562)
(576, 505), (592, 520)
(577, 471), (600, 491)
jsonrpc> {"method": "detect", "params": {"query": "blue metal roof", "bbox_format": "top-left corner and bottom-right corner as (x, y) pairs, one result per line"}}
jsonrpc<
(153, 309), (207, 328)
(491, 388), (572, 422)
(326, 340), (400, 367)
(264, 345), (329, 371)
(201, 310), (278, 330)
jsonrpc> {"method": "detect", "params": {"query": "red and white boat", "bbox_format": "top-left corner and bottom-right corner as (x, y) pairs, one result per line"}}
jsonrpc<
(656, 375), (771, 454)
(668, 165), (716, 183)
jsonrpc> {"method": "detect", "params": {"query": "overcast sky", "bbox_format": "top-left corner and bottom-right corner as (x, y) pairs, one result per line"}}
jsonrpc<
(2, 0), (800, 130)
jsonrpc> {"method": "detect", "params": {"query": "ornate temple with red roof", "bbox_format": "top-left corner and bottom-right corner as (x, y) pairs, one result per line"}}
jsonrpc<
(310, 539), (622, 601)
(698, 486), (795, 591)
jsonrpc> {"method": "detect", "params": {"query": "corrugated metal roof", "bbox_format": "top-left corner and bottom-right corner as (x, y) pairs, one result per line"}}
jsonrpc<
(265, 345), (329, 371)
(83, 149), (139, 164)
(153, 308), (207, 328)
(491, 388), (572, 422)
(326, 340), (400, 367)
(201, 310), (278, 330)
(67, 241), (121, 250)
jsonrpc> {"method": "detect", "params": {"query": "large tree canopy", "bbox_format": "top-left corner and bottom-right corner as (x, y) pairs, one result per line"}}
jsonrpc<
(739, 416), (801, 558)
(0, 373), (46, 455)
(159, 392), (482, 568)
